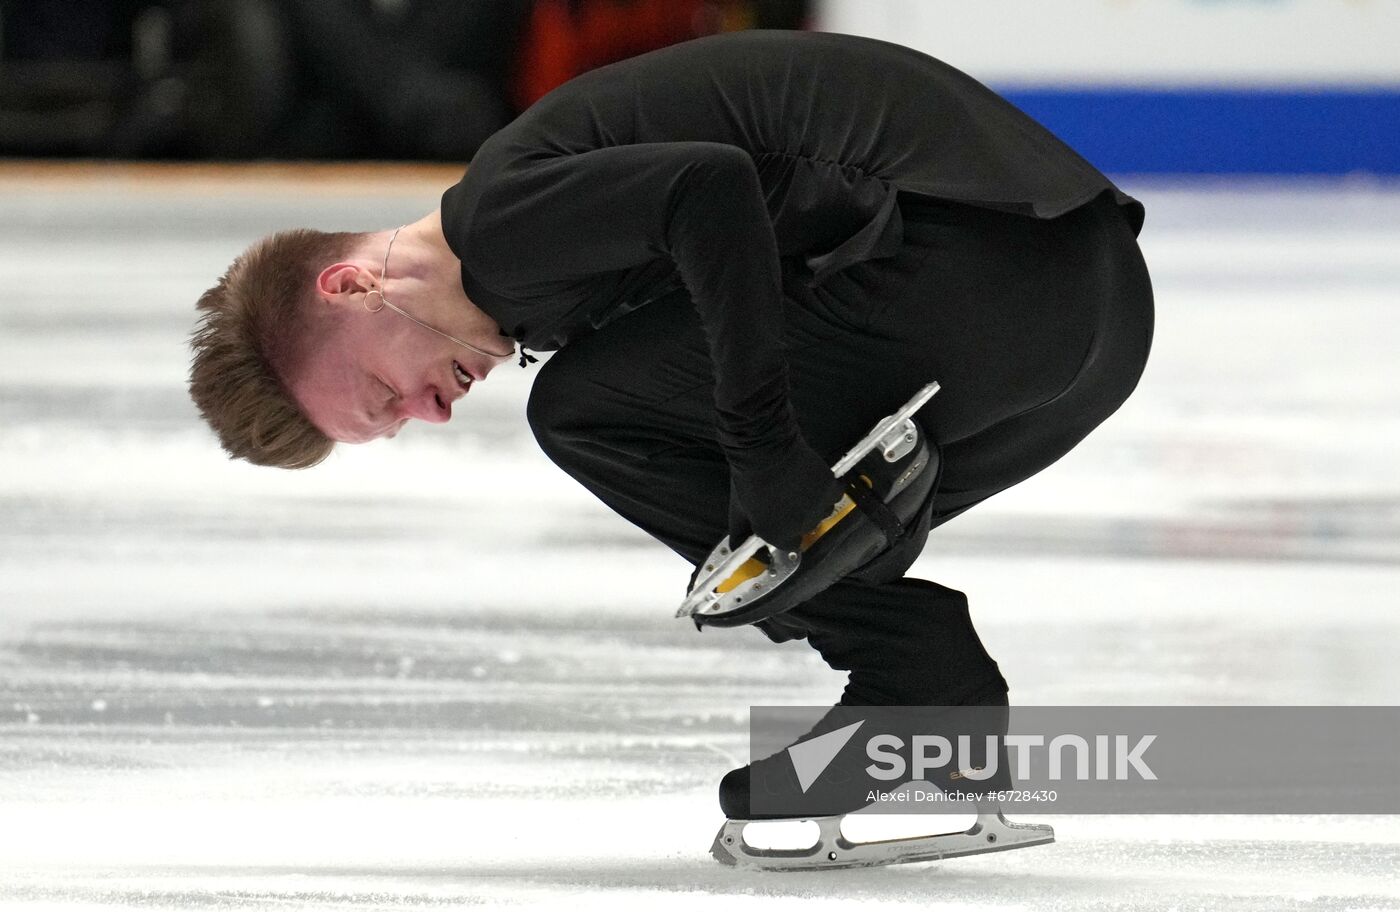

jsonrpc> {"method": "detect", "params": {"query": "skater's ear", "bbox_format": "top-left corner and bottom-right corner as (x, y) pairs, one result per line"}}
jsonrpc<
(316, 261), (377, 306)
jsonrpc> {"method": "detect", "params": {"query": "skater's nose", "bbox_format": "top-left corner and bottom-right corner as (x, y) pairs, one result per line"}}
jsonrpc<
(397, 386), (452, 425)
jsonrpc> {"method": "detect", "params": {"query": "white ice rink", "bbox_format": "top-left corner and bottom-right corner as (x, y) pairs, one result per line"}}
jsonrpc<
(1, 166), (1398, 909)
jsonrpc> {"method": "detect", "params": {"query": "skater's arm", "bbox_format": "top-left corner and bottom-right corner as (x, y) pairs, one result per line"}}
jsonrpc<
(464, 142), (842, 547)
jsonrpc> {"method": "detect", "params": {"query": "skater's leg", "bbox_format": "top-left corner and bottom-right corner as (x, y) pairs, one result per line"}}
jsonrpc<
(791, 577), (1009, 706)
(529, 192), (1152, 701)
(523, 269), (909, 565)
(718, 577), (1012, 819)
(753, 191), (1154, 696)
(866, 191), (1156, 522)
(715, 194), (1153, 817)
(526, 288), (729, 564)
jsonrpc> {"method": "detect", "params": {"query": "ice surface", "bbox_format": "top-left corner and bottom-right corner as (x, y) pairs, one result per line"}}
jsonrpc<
(1, 172), (1398, 910)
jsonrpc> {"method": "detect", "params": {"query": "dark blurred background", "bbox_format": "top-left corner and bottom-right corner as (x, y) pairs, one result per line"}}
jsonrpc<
(0, 0), (809, 160)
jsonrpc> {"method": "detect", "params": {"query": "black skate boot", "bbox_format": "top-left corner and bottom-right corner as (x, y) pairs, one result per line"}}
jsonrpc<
(710, 696), (1054, 870)
(681, 383), (943, 629)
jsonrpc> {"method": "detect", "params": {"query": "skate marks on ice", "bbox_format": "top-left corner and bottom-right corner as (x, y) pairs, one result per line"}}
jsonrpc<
(6, 816), (1400, 911)
(3, 175), (1400, 908)
(3, 596), (1400, 910)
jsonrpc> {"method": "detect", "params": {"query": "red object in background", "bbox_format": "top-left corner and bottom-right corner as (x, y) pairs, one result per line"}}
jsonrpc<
(512, 0), (733, 111)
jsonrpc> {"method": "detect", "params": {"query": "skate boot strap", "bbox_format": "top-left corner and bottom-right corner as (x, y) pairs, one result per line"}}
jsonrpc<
(844, 475), (905, 548)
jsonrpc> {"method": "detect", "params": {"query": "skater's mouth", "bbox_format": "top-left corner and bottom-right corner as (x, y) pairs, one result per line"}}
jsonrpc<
(452, 360), (475, 393)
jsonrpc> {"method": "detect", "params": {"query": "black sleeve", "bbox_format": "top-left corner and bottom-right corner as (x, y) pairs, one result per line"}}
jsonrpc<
(467, 141), (843, 547)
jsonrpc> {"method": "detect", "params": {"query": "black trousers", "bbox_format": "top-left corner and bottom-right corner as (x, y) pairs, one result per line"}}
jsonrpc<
(527, 192), (1154, 707)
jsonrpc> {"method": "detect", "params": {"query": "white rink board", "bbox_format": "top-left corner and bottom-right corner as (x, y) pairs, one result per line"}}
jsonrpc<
(816, 0), (1400, 86)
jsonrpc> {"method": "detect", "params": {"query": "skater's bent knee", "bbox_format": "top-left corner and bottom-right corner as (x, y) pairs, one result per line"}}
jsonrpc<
(525, 359), (584, 457)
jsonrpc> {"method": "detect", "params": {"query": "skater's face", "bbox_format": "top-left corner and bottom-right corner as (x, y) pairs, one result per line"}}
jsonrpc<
(288, 261), (507, 444)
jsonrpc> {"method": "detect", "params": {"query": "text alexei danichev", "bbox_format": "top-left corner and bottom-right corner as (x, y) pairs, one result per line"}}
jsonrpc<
(865, 788), (1060, 803)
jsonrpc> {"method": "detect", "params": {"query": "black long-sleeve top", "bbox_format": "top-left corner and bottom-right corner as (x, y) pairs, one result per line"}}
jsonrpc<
(440, 29), (1141, 541)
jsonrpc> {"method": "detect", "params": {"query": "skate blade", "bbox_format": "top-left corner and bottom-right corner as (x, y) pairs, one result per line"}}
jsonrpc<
(709, 811), (1054, 872)
(678, 380), (940, 624)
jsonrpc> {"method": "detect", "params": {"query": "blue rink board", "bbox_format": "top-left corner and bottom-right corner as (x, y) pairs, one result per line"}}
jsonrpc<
(997, 87), (1400, 175)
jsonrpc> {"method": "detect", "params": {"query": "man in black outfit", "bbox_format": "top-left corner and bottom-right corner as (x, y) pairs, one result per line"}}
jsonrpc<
(189, 30), (1153, 822)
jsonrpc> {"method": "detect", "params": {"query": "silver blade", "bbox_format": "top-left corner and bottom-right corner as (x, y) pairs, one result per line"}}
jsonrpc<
(675, 536), (801, 619)
(831, 381), (940, 477)
(710, 810), (1054, 871)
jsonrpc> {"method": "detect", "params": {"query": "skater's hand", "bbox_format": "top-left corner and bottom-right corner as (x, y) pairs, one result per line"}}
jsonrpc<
(728, 436), (845, 552)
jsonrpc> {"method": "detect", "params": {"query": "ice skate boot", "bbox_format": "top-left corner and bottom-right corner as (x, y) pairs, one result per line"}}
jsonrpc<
(679, 382), (942, 628)
(709, 702), (1054, 871)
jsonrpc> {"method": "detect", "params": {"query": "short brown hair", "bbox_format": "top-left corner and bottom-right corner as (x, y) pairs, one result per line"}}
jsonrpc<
(188, 229), (362, 469)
